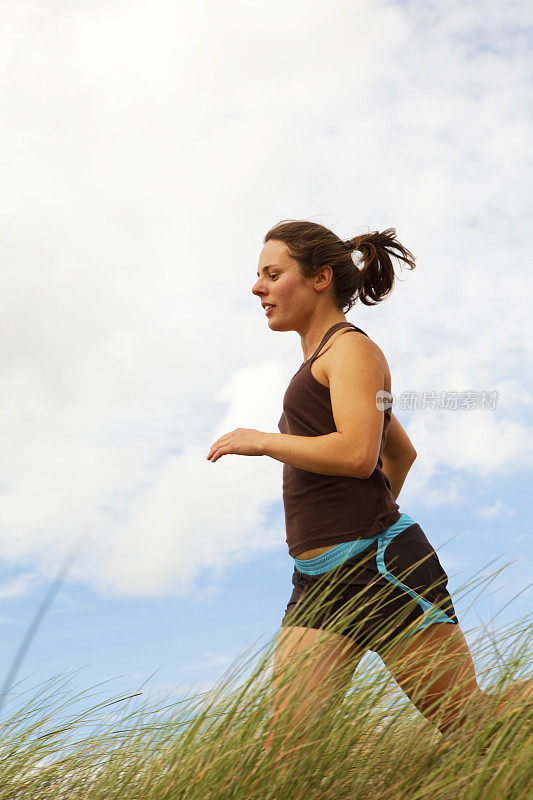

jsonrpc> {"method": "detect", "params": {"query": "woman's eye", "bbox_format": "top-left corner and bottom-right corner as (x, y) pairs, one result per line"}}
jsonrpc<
(269, 274), (278, 279)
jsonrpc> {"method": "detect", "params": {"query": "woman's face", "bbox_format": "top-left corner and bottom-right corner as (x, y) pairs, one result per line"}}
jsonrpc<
(251, 240), (324, 331)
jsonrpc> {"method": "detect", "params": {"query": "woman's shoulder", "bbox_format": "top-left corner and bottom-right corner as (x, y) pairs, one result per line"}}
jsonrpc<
(313, 327), (391, 391)
(326, 327), (388, 369)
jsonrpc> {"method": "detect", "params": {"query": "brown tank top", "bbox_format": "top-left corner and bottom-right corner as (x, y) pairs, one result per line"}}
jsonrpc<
(277, 321), (401, 558)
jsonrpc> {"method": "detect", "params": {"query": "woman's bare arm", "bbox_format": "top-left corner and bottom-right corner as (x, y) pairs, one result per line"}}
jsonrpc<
(383, 412), (417, 459)
(381, 412), (416, 499)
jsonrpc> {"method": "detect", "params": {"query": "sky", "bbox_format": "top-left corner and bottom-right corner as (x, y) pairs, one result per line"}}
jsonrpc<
(1, 0), (532, 735)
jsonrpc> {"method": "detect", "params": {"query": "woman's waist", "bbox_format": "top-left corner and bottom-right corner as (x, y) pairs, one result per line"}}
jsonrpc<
(292, 511), (415, 574)
(286, 505), (402, 560)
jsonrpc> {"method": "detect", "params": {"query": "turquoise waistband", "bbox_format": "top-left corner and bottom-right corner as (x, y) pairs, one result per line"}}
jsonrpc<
(293, 512), (418, 575)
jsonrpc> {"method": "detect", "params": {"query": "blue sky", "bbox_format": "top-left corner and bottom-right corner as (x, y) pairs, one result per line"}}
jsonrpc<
(1, 0), (532, 736)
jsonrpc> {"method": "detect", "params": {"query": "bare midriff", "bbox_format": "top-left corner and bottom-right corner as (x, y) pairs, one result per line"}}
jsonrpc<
(296, 543), (339, 560)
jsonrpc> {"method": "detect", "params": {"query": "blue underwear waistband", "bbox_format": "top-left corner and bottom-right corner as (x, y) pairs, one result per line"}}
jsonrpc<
(293, 512), (418, 575)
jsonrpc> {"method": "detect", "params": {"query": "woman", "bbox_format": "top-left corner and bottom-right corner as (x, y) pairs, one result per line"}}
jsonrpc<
(206, 220), (530, 763)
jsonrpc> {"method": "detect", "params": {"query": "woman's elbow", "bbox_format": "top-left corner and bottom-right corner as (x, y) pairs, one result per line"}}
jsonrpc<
(356, 448), (417, 479)
(352, 456), (378, 480)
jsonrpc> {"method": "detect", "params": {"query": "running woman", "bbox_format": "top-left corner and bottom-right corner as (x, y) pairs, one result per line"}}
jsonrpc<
(206, 220), (531, 761)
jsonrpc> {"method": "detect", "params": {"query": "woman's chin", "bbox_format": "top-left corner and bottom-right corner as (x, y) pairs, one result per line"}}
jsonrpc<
(268, 317), (291, 332)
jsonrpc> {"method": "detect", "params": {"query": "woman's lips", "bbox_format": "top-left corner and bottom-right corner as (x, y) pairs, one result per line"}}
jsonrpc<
(265, 305), (276, 316)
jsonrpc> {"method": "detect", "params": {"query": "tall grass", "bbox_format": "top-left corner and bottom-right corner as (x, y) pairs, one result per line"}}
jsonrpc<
(0, 557), (531, 799)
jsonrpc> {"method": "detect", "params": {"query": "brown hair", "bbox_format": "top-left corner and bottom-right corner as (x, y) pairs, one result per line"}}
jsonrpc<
(263, 220), (416, 312)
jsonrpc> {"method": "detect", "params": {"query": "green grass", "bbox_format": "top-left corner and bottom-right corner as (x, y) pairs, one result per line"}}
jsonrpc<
(0, 555), (532, 799)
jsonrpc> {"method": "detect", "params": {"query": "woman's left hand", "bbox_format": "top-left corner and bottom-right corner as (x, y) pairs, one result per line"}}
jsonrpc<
(206, 428), (266, 462)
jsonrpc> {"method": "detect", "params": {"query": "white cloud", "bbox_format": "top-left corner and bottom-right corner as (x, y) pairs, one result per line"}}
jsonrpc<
(0, 0), (531, 597)
(397, 409), (532, 509)
(0, 572), (39, 600)
(476, 499), (516, 521)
